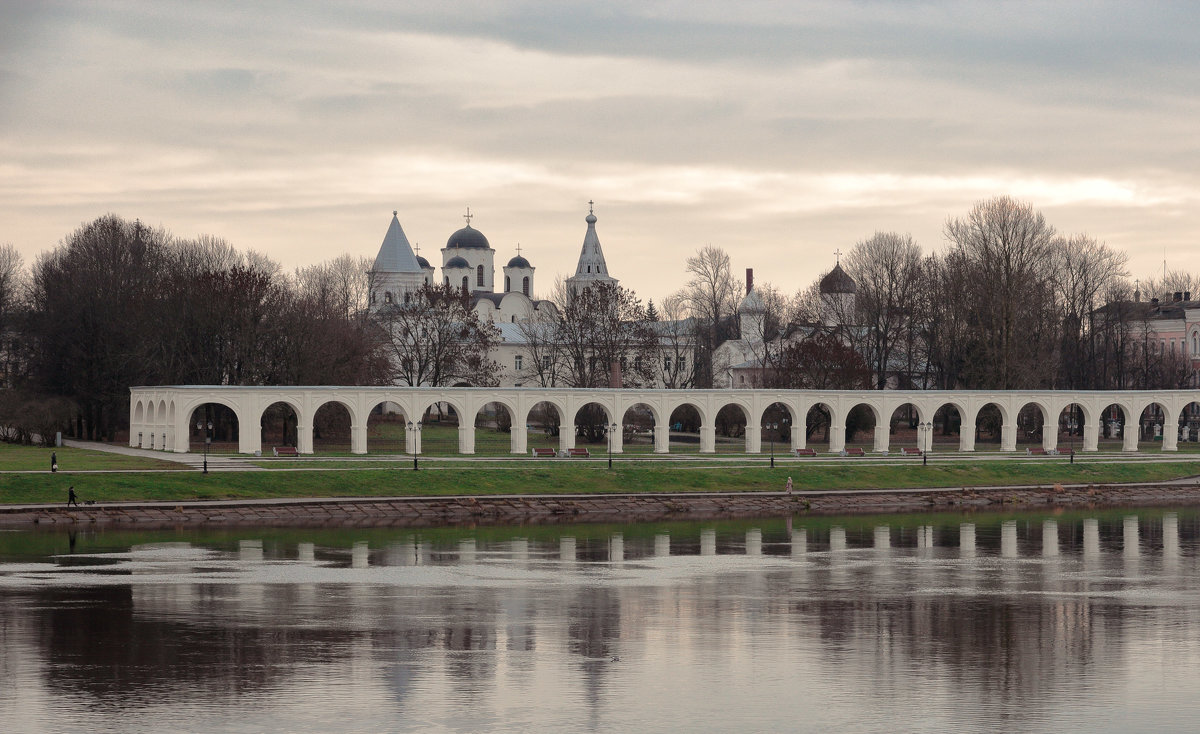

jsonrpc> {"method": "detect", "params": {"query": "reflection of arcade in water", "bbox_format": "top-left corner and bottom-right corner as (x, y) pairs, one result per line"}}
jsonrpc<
(2, 510), (1200, 731)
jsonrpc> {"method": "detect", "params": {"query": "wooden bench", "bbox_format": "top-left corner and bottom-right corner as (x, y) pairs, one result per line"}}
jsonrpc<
(794, 448), (817, 457)
(531, 448), (556, 458)
(901, 447), (923, 456)
(842, 447), (866, 457)
(273, 446), (299, 457)
(565, 447), (591, 458)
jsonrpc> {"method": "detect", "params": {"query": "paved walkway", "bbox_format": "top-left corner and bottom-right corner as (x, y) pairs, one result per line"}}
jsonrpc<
(62, 439), (262, 471)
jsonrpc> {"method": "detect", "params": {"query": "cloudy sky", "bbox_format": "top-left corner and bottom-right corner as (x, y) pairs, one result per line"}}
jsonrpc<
(2, 1), (1198, 301)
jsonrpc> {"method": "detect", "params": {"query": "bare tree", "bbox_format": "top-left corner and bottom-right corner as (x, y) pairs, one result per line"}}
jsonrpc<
(679, 246), (742, 387)
(944, 196), (1058, 388)
(655, 293), (696, 388)
(553, 279), (657, 389)
(1051, 234), (1129, 388)
(374, 283), (500, 387)
(844, 232), (923, 389)
(514, 309), (564, 387)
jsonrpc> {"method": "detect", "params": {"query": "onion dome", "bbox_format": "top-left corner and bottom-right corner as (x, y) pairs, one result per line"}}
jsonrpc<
(445, 255), (470, 268)
(506, 255), (531, 268)
(446, 224), (490, 249)
(819, 263), (856, 294)
(416, 255), (432, 269)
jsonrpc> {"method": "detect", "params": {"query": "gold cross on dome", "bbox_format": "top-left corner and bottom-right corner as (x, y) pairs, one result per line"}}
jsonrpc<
(463, 207), (473, 226)
(516, 242), (522, 256)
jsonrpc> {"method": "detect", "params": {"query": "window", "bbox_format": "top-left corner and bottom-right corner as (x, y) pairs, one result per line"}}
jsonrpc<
(384, 292), (393, 304)
(664, 357), (671, 370)
(403, 292), (410, 305)
(444, 276), (450, 286)
(679, 357), (686, 371)
(1171, 339), (1176, 355)
(505, 276), (511, 292)
(522, 276), (529, 296)
(542, 355), (551, 370)
(634, 356), (642, 370)
(515, 355), (523, 370)
(587, 265), (592, 273)
(462, 276), (469, 291)
(477, 265), (484, 287)
(370, 291), (376, 304)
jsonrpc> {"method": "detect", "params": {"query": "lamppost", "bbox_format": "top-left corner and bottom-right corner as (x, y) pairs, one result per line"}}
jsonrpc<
(406, 420), (421, 471)
(918, 421), (932, 466)
(765, 421), (778, 468)
(1069, 417), (1077, 464)
(608, 422), (617, 469)
(195, 420), (212, 474)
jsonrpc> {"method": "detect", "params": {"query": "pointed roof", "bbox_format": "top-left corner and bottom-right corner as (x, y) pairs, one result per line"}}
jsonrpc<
(371, 212), (422, 274)
(819, 263), (856, 294)
(566, 201), (618, 288)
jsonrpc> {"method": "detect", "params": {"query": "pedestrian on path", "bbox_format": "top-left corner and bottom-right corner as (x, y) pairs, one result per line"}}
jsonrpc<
(51, 451), (57, 473)
(67, 486), (78, 507)
(785, 476), (793, 494)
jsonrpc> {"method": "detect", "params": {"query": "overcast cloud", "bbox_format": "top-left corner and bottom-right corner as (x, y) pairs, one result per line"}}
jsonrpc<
(2, 0), (1198, 300)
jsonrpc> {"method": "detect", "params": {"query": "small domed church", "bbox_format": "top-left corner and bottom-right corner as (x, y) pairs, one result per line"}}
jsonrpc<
(368, 207), (569, 324)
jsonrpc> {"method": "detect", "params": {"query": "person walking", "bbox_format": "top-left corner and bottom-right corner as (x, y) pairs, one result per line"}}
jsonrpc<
(785, 476), (793, 494)
(67, 486), (79, 507)
(51, 451), (58, 473)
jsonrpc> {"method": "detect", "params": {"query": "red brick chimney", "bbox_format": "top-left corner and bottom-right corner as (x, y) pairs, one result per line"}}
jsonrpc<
(609, 360), (622, 388)
(746, 268), (754, 295)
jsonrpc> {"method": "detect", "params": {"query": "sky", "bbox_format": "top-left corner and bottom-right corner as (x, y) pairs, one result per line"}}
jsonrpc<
(2, 0), (1198, 302)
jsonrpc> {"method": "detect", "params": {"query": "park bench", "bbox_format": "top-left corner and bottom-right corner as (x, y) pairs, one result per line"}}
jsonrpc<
(531, 447), (556, 458)
(842, 447), (866, 457)
(273, 446), (299, 457)
(794, 448), (817, 457)
(901, 447), (923, 456)
(1026, 447), (1057, 456)
(564, 447), (591, 458)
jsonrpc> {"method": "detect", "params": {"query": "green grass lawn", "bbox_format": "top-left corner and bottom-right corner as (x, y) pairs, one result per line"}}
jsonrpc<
(0, 444), (186, 472)
(3, 452), (1200, 505)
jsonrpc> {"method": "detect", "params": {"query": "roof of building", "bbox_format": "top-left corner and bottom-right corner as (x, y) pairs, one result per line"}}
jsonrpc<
(819, 263), (857, 294)
(738, 287), (765, 313)
(446, 224), (490, 250)
(416, 255), (432, 269)
(444, 255), (470, 269)
(371, 212), (423, 274)
(506, 255), (532, 268)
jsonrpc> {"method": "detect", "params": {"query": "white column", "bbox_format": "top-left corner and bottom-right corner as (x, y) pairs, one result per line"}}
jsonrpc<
(791, 424), (805, 451)
(610, 427), (623, 454)
(1082, 423), (1099, 451)
(828, 423), (846, 453)
(654, 425), (669, 453)
(296, 424), (313, 454)
(559, 426), (575, 453)
(699, 425), (716, 453)
(351, 423), (367, 454)
(873, 424), (890, 453)
(959, 422), (976, 452)
(458, 425), (474, 454)
(1041, 422), (1058, 452)
(511, 423), (527, 454)
(1122, 422), (1139, 452)
(1000, 422), (1017, 452)
(746, 428), (761, 454)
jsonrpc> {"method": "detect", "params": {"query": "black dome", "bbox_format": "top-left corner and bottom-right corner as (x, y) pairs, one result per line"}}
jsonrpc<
(819, 263), (857, 294)
(445, 255), (470, 268)
(506, 255), (531, 268)
(416, 255), (431, 268)
(447, 224), (490, 249)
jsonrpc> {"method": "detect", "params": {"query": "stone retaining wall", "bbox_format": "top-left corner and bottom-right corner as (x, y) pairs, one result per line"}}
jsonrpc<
(4, 484), (1200, 530)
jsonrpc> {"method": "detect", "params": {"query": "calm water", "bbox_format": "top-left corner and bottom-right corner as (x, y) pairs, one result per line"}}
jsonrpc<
(3, 509), (1200, 733)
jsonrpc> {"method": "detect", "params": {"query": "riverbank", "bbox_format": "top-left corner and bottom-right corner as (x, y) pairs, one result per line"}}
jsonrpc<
(6, 480), (1200, 529)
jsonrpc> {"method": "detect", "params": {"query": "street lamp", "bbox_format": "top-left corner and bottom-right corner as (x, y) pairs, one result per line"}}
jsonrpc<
(1069, 417), (1078, 464)
(608, 422), (618, 469)
(406, 420), (421, 471)
(195, 420), (212, 474)
(918, 421), (932, 466)
(765, 421), (778, 468)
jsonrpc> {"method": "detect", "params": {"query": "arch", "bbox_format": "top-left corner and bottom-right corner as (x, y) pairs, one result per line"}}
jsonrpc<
(931, 402), (964, 452)
(1054, 401), (1092, 453)
(185, 402), (241, 454)
(883, 401), (924, 454)
(666, 402), (704, 454)
(1015, 400), (1053, 449)
(968, 402), (1011, 450)
(461, 275), (469, 291)
(620, 402), (659, 454)
(505, 275), (511, 293)
(157, 400), (167, 423)
(260, 400), (300, 450)
(843, 401), (881, 452)
(1133, 399), (1173, 450)
(758, 401), (794, 457)
(522, 276), (530, 296)
(572, 401), (616, 447)
(365, 399), (409, 454)
(312, 400), (353, 453)
(713, 402), (751, 453)
(473, 400), (520, 455)
(1097, 402), (1131, 451)
(525, 400), (565, 453)
(476, 264), (485, 287)
(804, 401), (837, 452)
(417, 397), (470, 455)
(1178, 401), (1200, 445)
(146, 401), (156, 424)
(134, 401), (144, 424)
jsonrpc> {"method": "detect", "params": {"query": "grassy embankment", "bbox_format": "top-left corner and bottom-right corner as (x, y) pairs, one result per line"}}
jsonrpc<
(3, 441), (1200, 505)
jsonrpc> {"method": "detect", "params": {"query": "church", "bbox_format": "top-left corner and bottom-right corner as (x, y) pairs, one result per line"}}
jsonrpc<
(368, 203), (629, 386)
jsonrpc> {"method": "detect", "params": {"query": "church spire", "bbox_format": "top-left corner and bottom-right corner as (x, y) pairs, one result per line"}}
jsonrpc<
(565, 201), (618, 297)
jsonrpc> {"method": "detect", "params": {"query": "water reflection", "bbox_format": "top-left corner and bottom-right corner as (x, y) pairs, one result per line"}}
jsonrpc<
(2, 509), (1200, 732)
